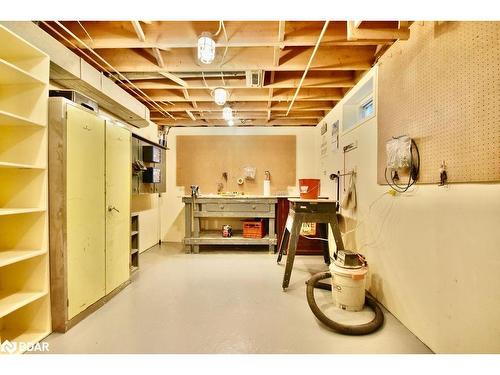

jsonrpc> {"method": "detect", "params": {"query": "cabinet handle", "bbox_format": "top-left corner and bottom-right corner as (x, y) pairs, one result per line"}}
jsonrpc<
(108, 205), (120, 213)
(219, 205), (224, 209)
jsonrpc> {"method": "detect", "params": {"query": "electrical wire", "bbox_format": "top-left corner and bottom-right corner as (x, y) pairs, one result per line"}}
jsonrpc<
(219, 21), (229, 67)
(357, 196), (396, 251)
(341, 190), (391, 240)
(213, 21), (222, 37)
(44, 21), (176, 121)
(384, 138), (420, 193)
(300, 235), (329, 242)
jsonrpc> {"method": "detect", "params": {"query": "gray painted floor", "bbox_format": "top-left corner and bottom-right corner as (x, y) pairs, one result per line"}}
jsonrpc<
(44, 243), (432, 354)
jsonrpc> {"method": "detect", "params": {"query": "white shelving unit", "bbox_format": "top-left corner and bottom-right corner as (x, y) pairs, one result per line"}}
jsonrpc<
(0, 25), (51, 354)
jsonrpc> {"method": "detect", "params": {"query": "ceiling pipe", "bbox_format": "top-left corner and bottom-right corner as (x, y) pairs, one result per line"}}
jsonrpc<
(285, 20), (329, 116)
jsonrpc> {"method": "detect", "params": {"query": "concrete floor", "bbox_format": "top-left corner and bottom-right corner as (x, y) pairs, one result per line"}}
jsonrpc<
(44, 243), (432, 354)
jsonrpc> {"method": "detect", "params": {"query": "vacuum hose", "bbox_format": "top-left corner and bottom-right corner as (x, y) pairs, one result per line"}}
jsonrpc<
(306, 271), (384, 335)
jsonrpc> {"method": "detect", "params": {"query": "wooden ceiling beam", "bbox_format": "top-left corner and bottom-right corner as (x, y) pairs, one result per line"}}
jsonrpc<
(347, 21), (410, 41)
(48, 21), (394, 49)
(117, 71), (356, 89)
(152, 110), (325, 120)
(139, 87), (343, 102)
(92, 45), (375, 72)
(150, 100), (337, 113)
(154, 118), (319, 127)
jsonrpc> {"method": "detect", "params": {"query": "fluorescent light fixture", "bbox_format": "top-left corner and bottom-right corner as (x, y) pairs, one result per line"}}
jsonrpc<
(227, 119), (234, 126)
(197, 32), (215, 64)
(222, 106), (233, 121)
(213, 87), (227, 105)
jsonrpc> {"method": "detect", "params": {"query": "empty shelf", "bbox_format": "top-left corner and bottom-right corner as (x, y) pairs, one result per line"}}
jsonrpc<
(0, 208), (45, 216)
(185, 231), (275, 245)
(0, 58), (46, 85)
(0, 109), (45, 127)
(0, 249), (45, 268)
(0, 161), (45, 170)
(131, 231), (139, 236)
(0, 290), (47, 319)
(131, 248), (139, 255)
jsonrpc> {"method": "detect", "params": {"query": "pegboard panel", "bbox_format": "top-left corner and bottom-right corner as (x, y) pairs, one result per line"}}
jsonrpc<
(377, 21), (500, 184)
(177, 135), (296, 194)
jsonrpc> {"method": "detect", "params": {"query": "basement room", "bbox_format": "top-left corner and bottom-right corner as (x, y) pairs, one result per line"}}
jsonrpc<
(1, 0), (499, 373)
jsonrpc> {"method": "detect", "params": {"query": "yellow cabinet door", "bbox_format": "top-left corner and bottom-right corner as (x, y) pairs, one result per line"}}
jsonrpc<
(105, 121), (131, 293)
(66, 105), (106, 319)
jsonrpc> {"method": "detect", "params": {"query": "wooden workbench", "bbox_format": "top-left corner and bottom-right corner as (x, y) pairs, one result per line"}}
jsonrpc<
(182, 195), (278, 254)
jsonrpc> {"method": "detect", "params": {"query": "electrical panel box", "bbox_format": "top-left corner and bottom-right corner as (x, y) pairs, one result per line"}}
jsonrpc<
(143, 167), (161, 183)
(142, 145), (161, 163)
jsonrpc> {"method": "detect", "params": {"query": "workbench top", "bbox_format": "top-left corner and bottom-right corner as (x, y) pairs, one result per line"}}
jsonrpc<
(181, 194), (331, 199)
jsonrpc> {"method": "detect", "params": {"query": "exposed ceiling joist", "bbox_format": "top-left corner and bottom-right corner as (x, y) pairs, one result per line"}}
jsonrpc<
(41, 20), (405, 127)
(151, 47), (164, 68)
(89, 46), (376, 72)
(347, 21), (410, 41)
(185, 110), (196, 120)
(158, 71), (189, 87)
(150, 101), (337, 113)
(131, 21), (146, 42)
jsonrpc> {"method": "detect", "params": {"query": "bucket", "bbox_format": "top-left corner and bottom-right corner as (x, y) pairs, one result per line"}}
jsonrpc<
(330, 262), (368, 312)
(299, 179), (321, 199)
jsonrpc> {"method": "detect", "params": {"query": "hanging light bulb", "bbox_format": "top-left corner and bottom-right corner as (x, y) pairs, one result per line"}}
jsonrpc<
(197, 32), (216, 64)
(227, 119), (234, 126)
(213, 87), (227, 105)
(222, 106), (233, 121)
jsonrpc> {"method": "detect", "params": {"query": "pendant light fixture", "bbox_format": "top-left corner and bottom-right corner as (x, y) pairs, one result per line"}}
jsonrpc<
(213, 87), (227, 105)
(197, 32), (216, 64)
(222, 106), (233, 121)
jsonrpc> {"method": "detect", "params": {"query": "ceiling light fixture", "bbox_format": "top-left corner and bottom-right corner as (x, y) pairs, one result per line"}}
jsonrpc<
(198, 32), (216, 64)
(222, 106), (233, 121)
(213, 87), (227, 105)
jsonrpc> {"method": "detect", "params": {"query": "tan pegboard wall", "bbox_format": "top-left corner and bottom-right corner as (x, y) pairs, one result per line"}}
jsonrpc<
(377, 21), (500, 184)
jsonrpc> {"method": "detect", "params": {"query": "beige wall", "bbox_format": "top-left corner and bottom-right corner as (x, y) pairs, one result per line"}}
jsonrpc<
(161, 126), (318, 243)
(317, 66), (500, 353)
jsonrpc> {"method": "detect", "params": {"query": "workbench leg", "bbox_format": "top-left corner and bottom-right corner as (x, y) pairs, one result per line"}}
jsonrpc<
(282, 215), (302, 290)
(193, 203), (200, 254)
(277, 229), (289, 263)
(268, 217), (275, 254)
(329, 214), (345, 252)
(184, 202), (192, 253)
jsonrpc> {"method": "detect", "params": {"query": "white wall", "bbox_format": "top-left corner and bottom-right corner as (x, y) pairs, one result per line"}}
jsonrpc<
(161, 126), (318, 243)
(317, 67), (500, 353)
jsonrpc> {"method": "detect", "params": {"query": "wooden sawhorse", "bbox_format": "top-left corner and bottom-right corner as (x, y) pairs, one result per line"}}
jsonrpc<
(277, 198), (345, 290)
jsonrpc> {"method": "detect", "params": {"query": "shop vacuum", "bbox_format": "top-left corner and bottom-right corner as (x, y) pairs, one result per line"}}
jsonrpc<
(306, 249), (384, 335)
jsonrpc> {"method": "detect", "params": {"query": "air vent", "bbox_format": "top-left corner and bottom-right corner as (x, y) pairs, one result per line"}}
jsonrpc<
(246, 70), (263, 88)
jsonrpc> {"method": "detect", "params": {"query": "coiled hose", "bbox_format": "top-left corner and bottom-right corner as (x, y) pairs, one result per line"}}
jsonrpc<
(306, 271), (384, 335)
